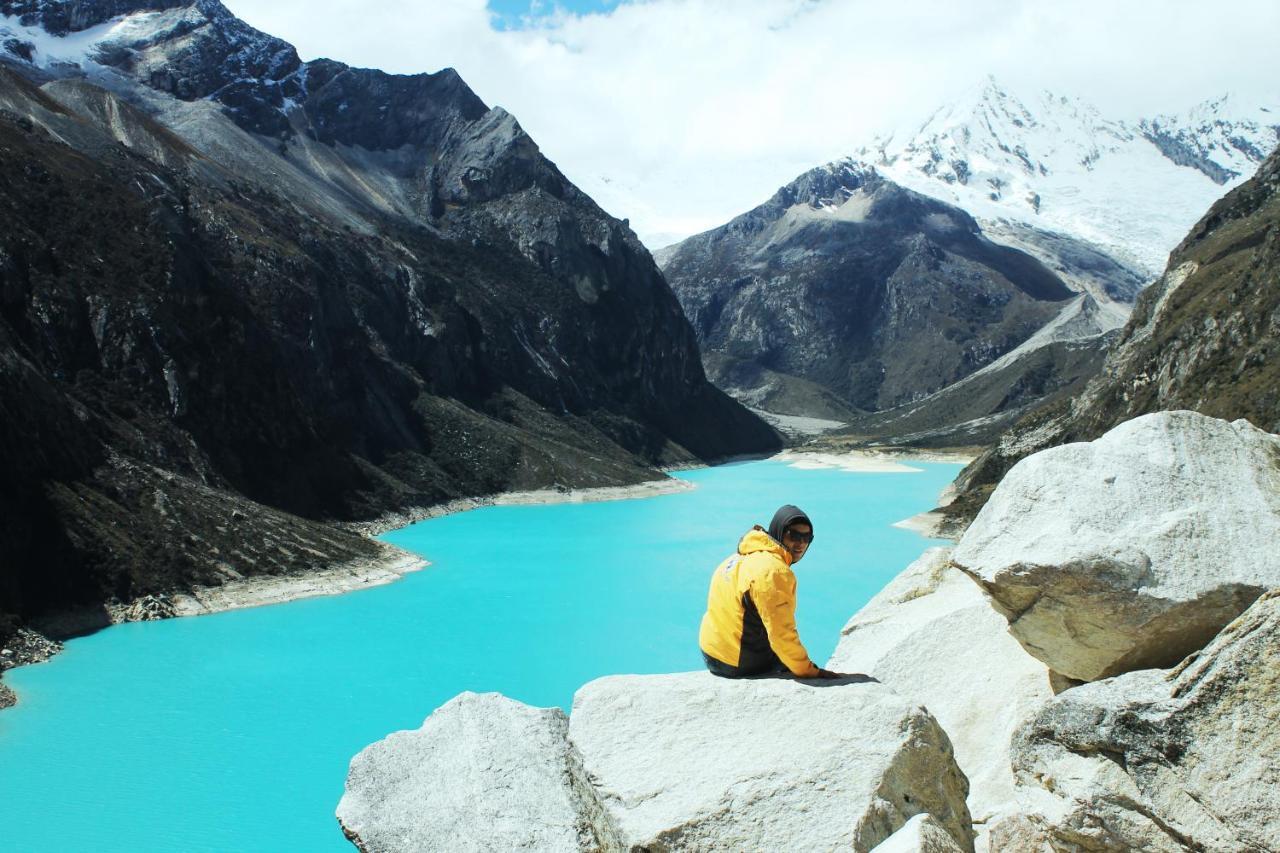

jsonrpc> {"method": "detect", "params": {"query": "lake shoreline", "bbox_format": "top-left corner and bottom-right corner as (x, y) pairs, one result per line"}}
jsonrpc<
(168, 546), (430, 617)
(769, 448), (974, 540)
(891, 509), (955, 540)
(1, 450), (963, 709)
(0, 476), (698, 709)
(173, 478), (700, 613)
(343, 476), (697, 537)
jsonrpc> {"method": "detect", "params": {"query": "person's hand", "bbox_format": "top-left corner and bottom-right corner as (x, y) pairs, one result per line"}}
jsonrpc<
(816, 667), (842, 679)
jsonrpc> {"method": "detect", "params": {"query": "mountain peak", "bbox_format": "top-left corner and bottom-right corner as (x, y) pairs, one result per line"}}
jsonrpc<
(1, 1), (202, 36)
(1138, 92), (1279, 184)
(0, 0), (495, 145)
(975, 73), (1029, 110)
(859, 77), (1279, 276)
(774, 157), (878, 208)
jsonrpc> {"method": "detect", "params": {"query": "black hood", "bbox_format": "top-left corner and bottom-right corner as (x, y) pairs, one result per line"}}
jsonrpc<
(767, 504), (811, 543)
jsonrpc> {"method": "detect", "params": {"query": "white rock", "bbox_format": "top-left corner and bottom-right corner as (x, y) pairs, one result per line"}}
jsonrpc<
(871, 813), (968, 853)
(569, 671), (974, 852)
(953, 411), (1280, 681)
(828, 548), (1053, 844)
(336, 692), (617, 852)
(995, 589), (1280, 851)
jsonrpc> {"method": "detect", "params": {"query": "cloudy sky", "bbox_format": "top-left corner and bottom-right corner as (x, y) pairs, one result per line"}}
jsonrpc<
(222, 0), (1280, 249)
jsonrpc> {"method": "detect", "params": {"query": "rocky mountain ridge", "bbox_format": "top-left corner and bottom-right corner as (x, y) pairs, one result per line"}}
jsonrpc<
(659, 78), (1274, 445)
(0, 1), (778, 651)
(658, 158), (1126, 442)
(840, 291), (1127, 446)
(863, 76), (1279, 279)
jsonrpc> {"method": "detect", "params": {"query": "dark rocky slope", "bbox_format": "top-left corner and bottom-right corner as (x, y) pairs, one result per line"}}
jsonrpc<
(0, 2), (778, 648)
(838, 292), (1125, 447)
(944, 143), (1280, 528)
(841, 326), (1118, 447)
(658, 159), (1104, 433)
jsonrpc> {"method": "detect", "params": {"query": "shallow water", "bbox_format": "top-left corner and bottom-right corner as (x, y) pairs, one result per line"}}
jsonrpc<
(0, 458), (958, 851)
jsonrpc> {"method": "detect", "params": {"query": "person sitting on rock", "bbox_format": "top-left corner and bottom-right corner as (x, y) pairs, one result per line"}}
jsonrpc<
(699, 504), (840, 679)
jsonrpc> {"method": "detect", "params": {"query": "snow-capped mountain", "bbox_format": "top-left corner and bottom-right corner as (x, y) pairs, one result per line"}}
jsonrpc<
(859, 77), (1279, 278)
(950, 143), (1280, 526)
(659, 78), (1278, 440)
(2, 1), (316, 139)
(659, 159), (1093, 424)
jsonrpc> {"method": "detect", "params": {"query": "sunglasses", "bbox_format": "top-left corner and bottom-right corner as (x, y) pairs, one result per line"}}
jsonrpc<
(783, 528), (814, 544)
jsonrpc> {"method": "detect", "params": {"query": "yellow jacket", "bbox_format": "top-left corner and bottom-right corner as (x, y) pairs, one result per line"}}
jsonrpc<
(698, 526), (820, 677)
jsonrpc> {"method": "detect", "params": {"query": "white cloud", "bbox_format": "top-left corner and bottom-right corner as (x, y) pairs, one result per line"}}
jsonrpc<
(222, 0), (1280, 249)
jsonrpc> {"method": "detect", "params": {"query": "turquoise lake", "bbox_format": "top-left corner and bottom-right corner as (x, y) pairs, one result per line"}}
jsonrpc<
(0, 458), (959, 851)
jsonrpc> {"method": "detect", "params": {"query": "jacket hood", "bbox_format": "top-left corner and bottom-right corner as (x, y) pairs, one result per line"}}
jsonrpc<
(737, 526), (791, 565)
(767, 504), (811, 543)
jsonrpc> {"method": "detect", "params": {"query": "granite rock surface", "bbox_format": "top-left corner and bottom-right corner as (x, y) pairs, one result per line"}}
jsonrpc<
(993, 589), (1280, 851)
(339, 672), (977, 852)
(829, 547), (1053, 840)
(336, 692), (619, 853)
(953, 410), (1280, 681)
(569, 671), (975, 852)
(871, 813), (968, 853)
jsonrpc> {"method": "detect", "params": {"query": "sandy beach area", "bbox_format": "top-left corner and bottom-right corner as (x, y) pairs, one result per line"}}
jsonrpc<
(168, 546), (429, 617)
(774, 447), (976, 473)
(346, 476), (696, 537)
(776, 450), (925, 473)
(770, 447), (972, 540)
(891, 510), (957, 540)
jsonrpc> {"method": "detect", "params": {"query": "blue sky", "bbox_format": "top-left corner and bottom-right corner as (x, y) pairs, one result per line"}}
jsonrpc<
(488, 0), (623, 29)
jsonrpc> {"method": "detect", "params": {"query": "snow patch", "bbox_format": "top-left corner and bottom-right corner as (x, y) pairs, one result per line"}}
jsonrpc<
(1, 11), (164, 70)
(774, 449), (922, 474)
(961, 293), (1125, 383)
(861, 77), (1279, 278)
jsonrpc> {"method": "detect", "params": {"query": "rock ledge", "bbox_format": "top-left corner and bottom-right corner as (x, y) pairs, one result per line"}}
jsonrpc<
(339, 672), (975, 852)
(953, 410), (1280, 680)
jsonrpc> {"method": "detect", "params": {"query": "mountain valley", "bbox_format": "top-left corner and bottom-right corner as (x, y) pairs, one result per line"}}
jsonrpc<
(661, 79), (1276, 446)
(942, 142), (1280, 528)
(0, 0), (779, 644)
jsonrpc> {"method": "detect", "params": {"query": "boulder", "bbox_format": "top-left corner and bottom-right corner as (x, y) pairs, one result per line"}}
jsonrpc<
(953, 411), (1280, 681)
(335, 692), (618, 852)
(872, 813), (968, 853)
(995, 589), (1280, 851)
(568, 671), (974, 852)
(828, 548), (1053, 844)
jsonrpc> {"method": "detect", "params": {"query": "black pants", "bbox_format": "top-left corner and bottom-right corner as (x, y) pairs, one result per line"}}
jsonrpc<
(702, 650), (788, 678)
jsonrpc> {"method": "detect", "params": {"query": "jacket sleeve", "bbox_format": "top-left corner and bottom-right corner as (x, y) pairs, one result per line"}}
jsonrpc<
(751, 566), (820, 677)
